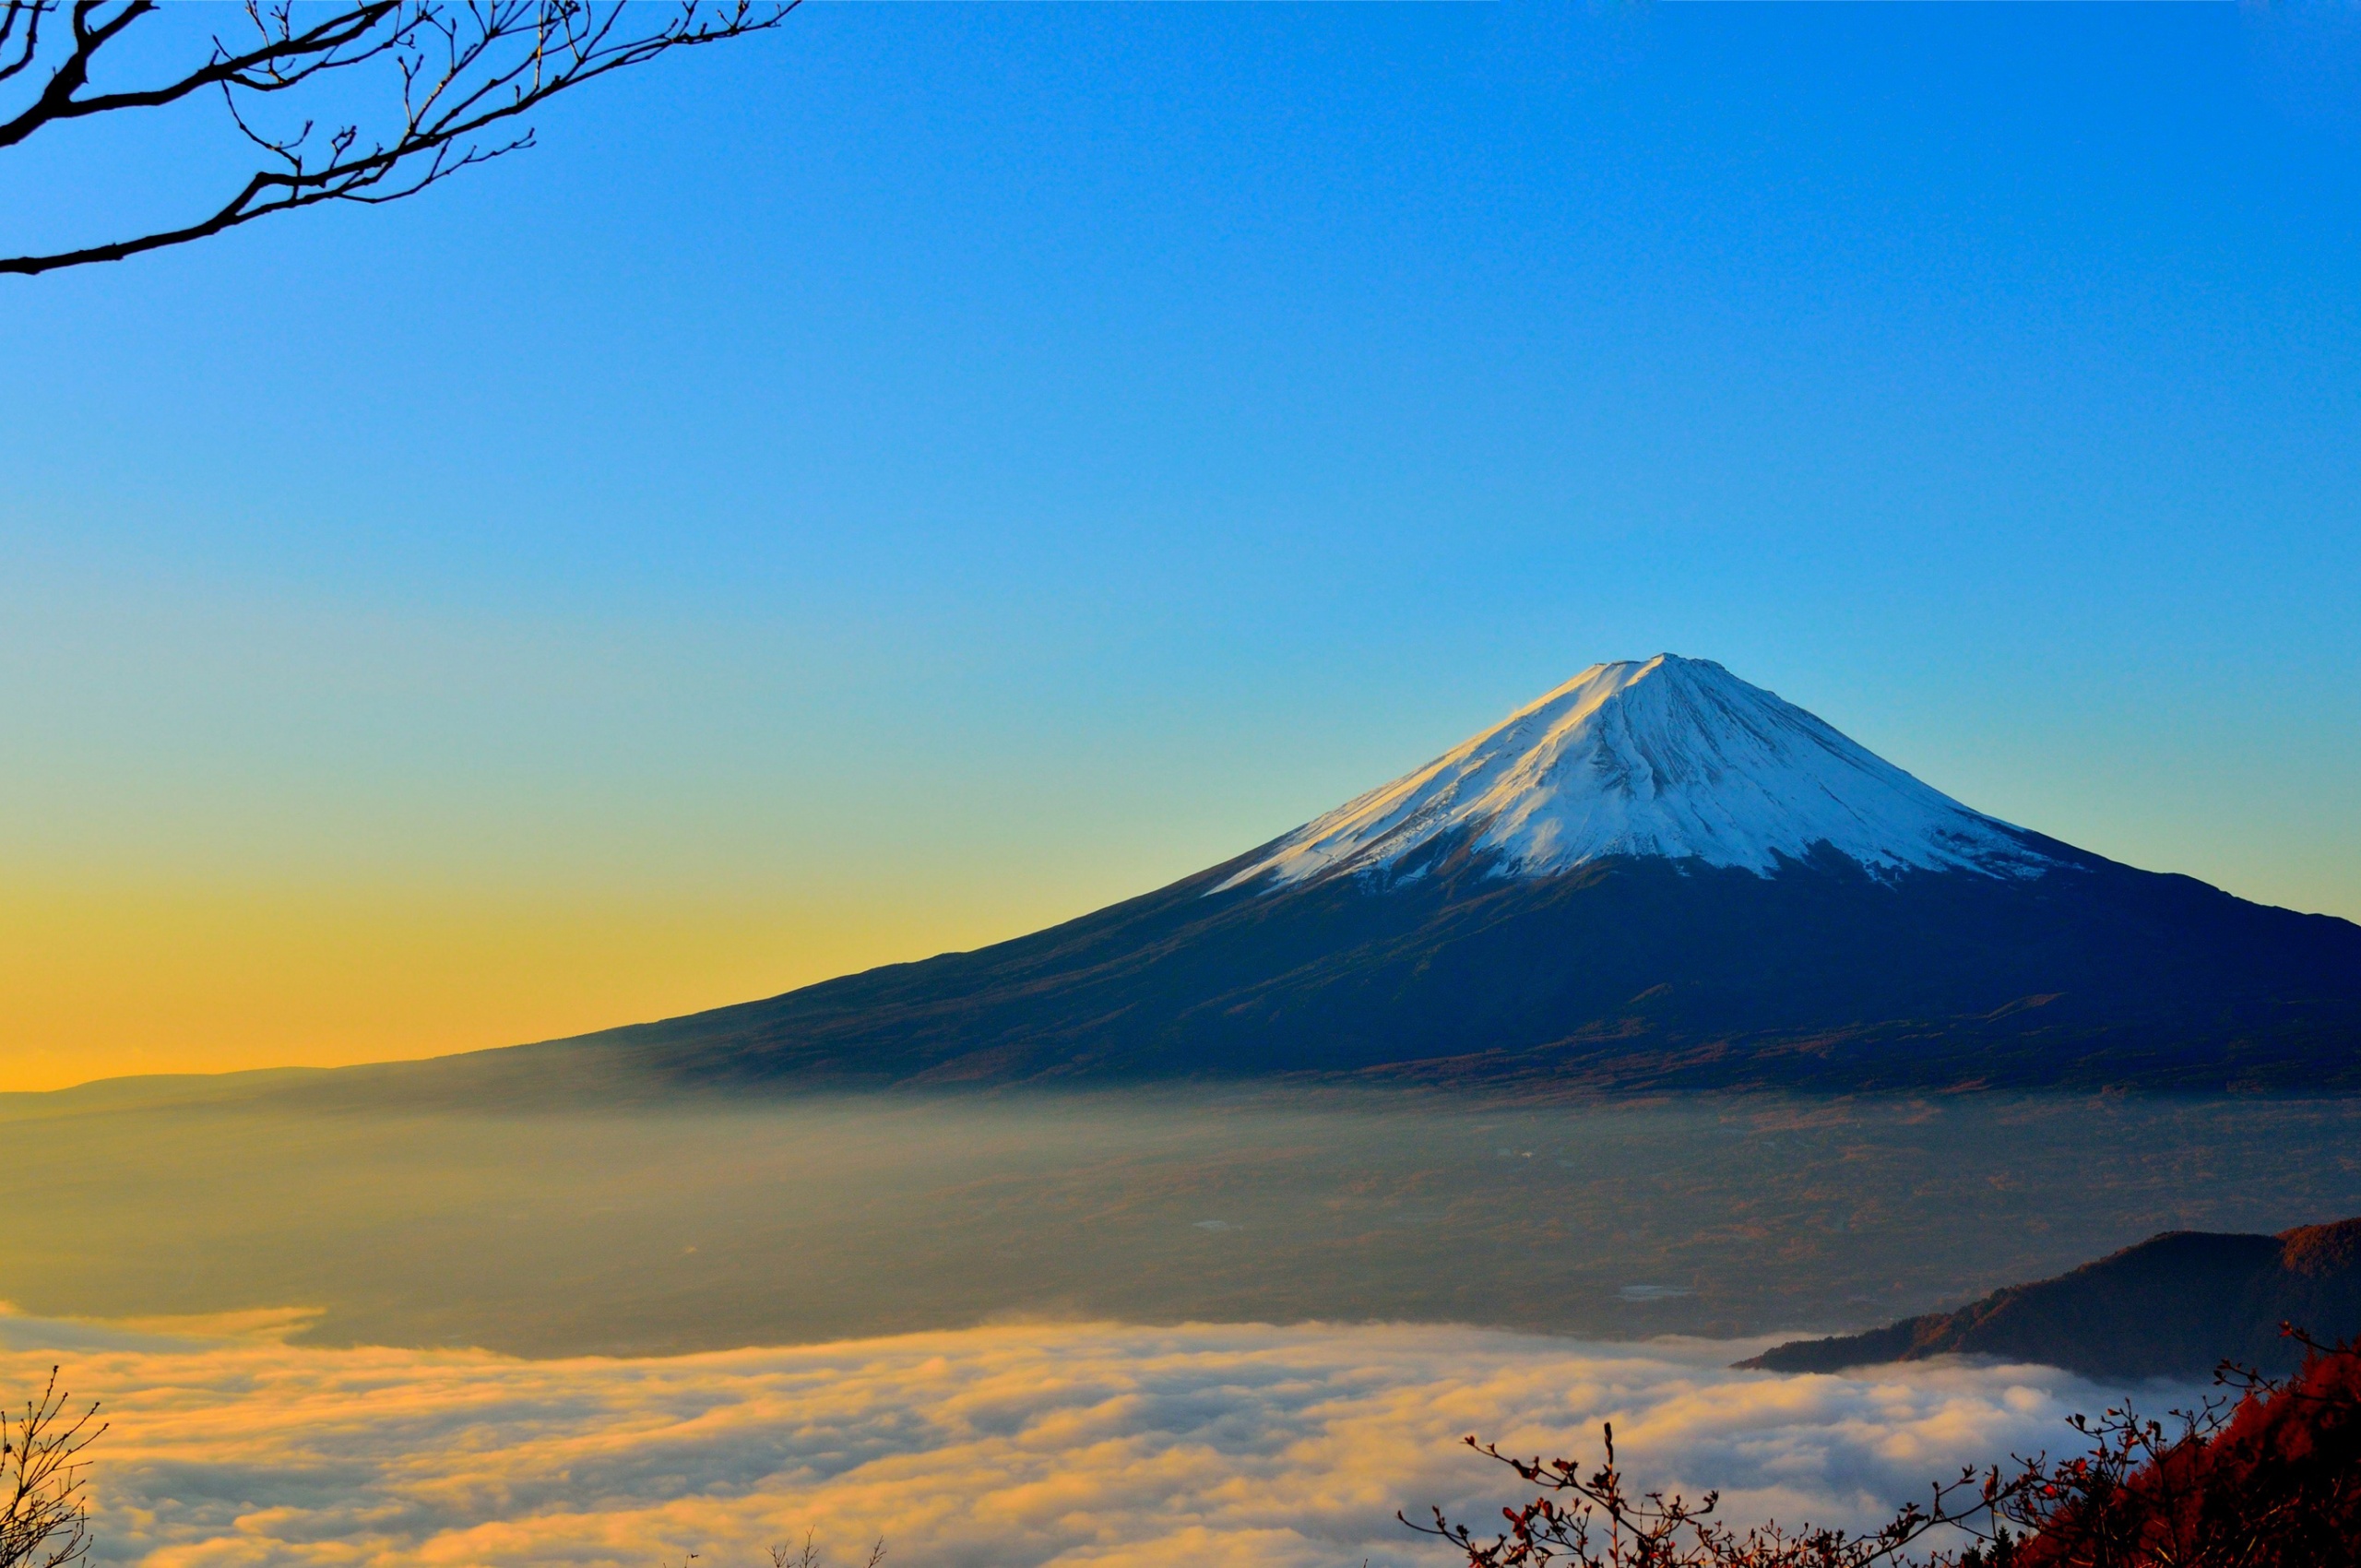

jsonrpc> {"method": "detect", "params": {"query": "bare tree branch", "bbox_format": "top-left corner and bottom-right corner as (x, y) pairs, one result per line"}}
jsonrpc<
(0, 0), (796, 275)
(0, 1368), (101, 1568)
(0, 3), (55, 90)
(1403, 1422), (2036, 1568)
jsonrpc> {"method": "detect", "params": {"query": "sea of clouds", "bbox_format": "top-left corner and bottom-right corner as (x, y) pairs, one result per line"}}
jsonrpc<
(0, 1314), (2184, 1568)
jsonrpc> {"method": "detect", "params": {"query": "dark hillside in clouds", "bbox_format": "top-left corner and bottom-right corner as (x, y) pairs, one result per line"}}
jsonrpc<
(1743, 1216), (2361, 1379)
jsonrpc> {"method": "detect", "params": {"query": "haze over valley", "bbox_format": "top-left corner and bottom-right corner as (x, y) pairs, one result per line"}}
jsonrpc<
(11, 1081), (2361, 1357)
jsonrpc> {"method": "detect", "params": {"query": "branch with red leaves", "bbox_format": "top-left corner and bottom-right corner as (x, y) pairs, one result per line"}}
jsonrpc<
(1403, 1421), (2033, 1568)
(1406, 1326), (2361, 1568)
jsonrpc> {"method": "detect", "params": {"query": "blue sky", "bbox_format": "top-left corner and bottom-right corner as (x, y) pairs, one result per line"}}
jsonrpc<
(4, 4), (2358, 1080)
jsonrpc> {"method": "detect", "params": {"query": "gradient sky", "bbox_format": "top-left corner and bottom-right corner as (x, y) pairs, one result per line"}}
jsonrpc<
(4, 5), (2359, 1090)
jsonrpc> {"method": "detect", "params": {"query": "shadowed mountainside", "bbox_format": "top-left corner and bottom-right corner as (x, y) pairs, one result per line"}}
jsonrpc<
(519, 835), (2361, 1095)
(1741, 1217), (2361, 1379)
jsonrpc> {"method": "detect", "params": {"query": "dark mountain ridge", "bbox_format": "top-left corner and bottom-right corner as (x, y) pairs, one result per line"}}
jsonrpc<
(1740, 1217), (2361, 1380)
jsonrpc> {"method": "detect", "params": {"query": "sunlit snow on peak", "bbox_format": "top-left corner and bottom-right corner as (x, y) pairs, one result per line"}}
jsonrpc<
(1222, 655), (2050, 891)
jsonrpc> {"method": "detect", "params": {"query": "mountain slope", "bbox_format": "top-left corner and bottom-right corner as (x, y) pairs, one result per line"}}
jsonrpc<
(1739, 1217), (2361, 1379)
(548, 656), (2361, 1092)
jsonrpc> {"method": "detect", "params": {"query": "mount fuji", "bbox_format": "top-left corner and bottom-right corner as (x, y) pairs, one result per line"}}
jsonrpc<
(560, 656), (2361, 1094)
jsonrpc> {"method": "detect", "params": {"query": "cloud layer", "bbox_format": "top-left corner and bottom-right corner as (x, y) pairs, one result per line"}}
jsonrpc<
(0, 1316), (2173, 1568)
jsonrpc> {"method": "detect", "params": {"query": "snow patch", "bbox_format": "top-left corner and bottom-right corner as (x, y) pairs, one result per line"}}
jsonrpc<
(1222, 655), (2049, 892)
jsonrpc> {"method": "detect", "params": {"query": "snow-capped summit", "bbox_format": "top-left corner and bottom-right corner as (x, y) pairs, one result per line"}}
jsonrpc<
(1222, 655), (2052, 890)
(556, 651), (2360, 1093)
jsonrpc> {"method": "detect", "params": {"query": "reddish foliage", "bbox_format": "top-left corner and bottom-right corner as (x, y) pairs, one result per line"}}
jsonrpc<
(1411, 1329), (2361, 1568)
(1983, 1331), (2361, 1567)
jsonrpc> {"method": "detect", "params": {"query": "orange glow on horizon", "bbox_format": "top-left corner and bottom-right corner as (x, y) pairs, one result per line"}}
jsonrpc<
(0, 880), (1038, 1093)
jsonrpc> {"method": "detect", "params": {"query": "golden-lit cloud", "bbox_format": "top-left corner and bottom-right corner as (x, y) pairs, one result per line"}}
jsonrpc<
(0, 1315), (2158, 1568)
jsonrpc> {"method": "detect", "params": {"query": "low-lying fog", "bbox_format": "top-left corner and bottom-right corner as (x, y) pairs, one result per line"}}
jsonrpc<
(3, 1313), (2167, 1568)
(4, 1081), (2356, 1355)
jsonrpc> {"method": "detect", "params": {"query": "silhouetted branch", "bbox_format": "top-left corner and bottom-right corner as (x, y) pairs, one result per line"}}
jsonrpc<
(0, 1369), (101, 1568)
(1404, 1420), (2031, 1568)
(1410, 1330), (2361, 1567)
(0, 0), (795, 275)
